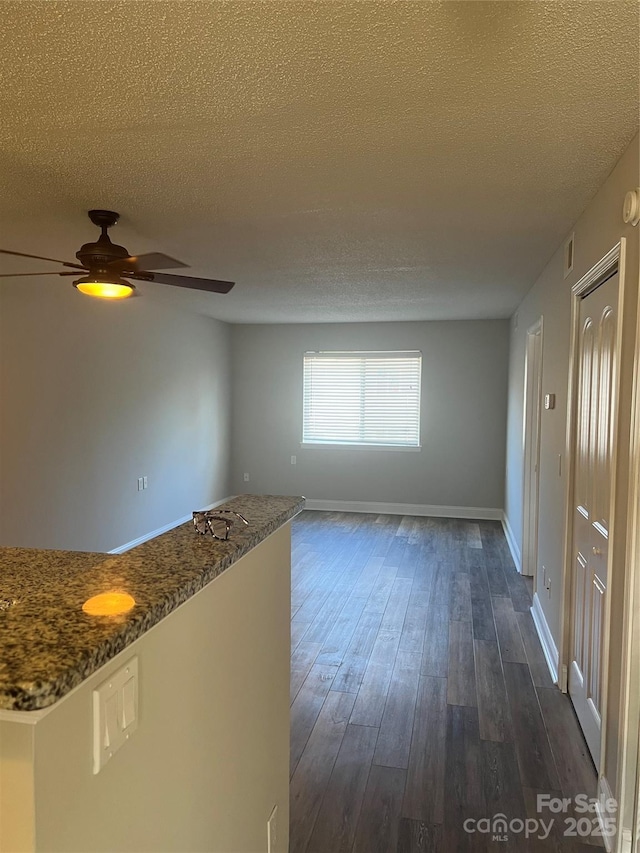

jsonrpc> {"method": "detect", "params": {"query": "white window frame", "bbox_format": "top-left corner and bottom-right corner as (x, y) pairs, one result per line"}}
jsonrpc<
(301, 350), (422, 451)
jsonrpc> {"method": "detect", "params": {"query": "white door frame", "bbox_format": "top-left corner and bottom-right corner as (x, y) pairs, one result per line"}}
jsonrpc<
(522, 318), (543, 578)
(624, 417), (640, 850)
(559, 238), (627, 846)
(618, 243), (640, 853)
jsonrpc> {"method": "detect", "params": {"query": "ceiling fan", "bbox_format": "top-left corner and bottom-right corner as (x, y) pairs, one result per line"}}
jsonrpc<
(0, 210), (234, 300)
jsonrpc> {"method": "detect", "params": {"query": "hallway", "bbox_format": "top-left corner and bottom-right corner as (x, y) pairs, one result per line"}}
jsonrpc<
(289, 511), (601, 852)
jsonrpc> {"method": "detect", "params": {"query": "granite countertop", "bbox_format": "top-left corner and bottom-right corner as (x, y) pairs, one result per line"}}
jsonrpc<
(0, 494), (304, 712)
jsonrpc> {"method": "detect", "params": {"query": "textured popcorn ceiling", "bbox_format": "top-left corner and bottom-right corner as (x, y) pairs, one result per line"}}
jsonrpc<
(0, 1), (638, 323)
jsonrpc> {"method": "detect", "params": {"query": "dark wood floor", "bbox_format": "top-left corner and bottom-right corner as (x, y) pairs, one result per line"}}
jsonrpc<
(289, 511), (601, 853)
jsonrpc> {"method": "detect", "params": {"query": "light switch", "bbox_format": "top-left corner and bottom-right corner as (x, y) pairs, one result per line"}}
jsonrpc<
(104, 692), (117, 749)
(92, 657), (138, 774)
(544, 393), (556, 410)
(122, 677), (136, 728)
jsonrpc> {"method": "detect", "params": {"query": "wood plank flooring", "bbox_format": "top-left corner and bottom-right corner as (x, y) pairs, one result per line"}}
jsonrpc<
(290, 512), (601, 853)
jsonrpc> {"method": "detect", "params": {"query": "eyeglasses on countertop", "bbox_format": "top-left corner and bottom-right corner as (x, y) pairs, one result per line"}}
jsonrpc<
(192, 509), (249, 541)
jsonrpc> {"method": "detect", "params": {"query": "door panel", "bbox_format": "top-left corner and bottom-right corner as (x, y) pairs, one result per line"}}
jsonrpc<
(588, 573), (605, 711)
(594, 307), (616, 534)
(575, 320), (594, 516)
(572, 552), (587, 673)
(569, 271), (618, 771)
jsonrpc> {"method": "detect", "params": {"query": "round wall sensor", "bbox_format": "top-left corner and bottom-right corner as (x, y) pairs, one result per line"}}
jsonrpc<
(623, 188), (640, 226)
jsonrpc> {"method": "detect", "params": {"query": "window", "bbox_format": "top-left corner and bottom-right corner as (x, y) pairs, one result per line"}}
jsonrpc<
(302, 351), (422, 448)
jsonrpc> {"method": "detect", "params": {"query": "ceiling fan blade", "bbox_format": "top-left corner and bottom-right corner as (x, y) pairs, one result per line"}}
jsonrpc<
(0, 249), (85, 270)
(0, 271), (75, 277)
(131, 271), (234, 294)
(108, 252), (188, 273)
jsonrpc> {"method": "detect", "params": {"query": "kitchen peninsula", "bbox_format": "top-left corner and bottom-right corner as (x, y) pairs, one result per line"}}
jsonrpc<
(0, 494), (304, 853)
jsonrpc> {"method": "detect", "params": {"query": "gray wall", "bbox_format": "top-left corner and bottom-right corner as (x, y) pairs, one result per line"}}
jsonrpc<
(230, 320), (509, 510)
(504, 133), (639, 795)
(0, 280), (231, 552)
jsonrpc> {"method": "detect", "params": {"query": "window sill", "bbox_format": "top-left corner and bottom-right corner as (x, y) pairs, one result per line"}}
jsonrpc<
(300, 442), (422, 452)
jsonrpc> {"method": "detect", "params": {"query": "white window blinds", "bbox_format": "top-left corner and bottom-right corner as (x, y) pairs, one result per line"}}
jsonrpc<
(302, 351), (422, 447)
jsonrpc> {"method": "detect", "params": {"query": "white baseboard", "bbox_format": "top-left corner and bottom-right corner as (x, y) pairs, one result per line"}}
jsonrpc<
(501, 513), (522, 573)
(303, 499), (503, 521)
(531, 592), (559, 685)
(596, 774), (618, 852)
(619, 829), (632, 853)
(108, 496), (234, 554)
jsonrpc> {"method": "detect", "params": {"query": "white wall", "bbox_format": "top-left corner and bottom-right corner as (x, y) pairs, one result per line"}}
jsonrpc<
(230, 320), (509, 511)
(0, 281), (231, 552)
(504, 133), (640, 796)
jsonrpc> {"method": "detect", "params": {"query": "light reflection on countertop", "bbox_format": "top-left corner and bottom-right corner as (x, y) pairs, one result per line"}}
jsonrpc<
(82, 591), (136, 617)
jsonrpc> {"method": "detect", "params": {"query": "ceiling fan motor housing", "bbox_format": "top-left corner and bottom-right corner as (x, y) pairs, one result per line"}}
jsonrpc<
(76, 210), (130, 270)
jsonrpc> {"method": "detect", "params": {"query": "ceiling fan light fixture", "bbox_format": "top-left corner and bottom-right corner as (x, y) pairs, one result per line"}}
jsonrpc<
(73, 274), (135, 300)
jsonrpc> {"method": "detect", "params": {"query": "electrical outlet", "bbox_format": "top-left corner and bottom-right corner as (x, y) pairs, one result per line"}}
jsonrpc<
(267, 805), (278, 853)
(545, 574), (551, 598)
(137, 477), (144, 492)
(243, 473), (250, 482)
